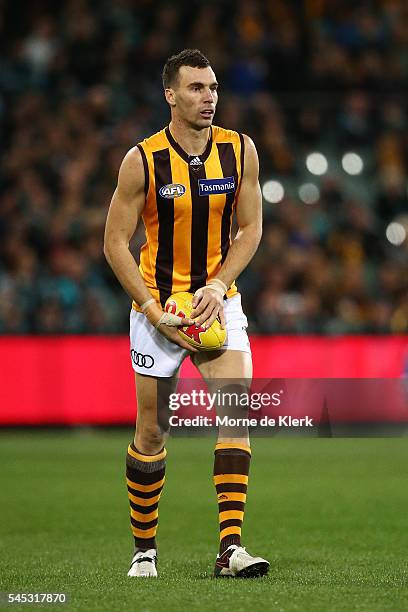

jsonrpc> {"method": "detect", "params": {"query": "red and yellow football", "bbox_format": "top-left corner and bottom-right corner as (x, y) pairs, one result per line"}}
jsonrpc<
(164, 291), (227, 351)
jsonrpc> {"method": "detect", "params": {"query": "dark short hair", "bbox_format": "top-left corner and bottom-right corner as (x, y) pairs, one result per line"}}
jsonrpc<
(162, 49), (210, 89)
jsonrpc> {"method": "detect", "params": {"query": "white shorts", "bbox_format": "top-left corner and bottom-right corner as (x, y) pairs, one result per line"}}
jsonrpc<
(129, 293), (251, 377)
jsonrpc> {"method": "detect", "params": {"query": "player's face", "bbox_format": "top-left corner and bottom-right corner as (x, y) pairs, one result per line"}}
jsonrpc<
(167, 66), (218, 129)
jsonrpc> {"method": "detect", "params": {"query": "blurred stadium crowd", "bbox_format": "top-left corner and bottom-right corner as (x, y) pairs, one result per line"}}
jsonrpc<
(0, 0), (407, 334)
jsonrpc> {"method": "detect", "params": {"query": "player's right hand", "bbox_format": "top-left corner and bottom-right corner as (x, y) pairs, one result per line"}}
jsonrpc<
(143, 302), (198, 351)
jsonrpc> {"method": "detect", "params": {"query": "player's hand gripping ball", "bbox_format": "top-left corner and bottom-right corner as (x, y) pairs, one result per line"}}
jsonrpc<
(165, 292), (227, 351)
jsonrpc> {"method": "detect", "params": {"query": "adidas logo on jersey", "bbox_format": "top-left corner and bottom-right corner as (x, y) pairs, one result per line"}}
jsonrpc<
(189, 156), (203, 166)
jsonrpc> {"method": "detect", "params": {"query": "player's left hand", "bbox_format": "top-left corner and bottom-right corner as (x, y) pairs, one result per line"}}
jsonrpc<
(191, 279), (227, 329)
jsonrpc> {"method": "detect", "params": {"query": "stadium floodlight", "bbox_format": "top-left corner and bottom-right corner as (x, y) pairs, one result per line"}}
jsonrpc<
(298, 183), (320, 204)
(306, 152), (328, 176)
(342, 152), (364, 175)
(262, 180), (284, 203)
(386, 222), (406, 246)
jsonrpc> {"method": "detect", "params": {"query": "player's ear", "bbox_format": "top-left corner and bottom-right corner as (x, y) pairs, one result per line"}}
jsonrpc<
(165, 88), (176, 107)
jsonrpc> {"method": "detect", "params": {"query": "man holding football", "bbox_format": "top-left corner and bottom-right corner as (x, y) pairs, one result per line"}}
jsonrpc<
(104, 48), (268, 578)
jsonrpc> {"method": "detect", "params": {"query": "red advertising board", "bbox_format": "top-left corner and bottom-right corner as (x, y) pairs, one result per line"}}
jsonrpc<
(0, 336), (407, 424)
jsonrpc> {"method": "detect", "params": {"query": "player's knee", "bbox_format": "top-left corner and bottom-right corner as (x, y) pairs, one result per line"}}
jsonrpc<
(135, 422), (165, 454)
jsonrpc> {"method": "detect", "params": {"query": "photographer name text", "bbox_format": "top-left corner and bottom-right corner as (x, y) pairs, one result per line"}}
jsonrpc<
(169, 415), (314, 427)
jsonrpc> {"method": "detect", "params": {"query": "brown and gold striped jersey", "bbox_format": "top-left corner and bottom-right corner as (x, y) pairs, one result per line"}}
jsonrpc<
(133, 125), (245, 309)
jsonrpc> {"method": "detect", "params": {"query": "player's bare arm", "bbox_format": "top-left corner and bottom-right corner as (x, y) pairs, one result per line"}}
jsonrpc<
(191, 135), (262, 328)
(104, 147), (195, 351)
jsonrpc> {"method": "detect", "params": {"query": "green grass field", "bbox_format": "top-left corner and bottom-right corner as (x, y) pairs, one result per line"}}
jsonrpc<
(1, 431), (408, 611)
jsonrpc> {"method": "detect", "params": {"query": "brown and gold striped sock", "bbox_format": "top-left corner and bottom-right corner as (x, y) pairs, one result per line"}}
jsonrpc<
(213, 442), (251, 554)
(126, 443), (166, 552)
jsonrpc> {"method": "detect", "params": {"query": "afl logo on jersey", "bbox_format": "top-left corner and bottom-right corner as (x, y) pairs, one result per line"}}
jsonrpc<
(159, 183), (186, 199)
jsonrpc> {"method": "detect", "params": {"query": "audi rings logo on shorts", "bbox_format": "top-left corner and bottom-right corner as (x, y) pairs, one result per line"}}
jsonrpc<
(131, 350), (155, 369)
